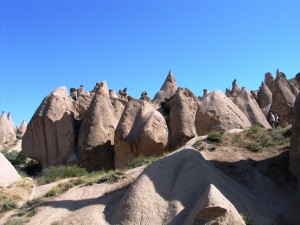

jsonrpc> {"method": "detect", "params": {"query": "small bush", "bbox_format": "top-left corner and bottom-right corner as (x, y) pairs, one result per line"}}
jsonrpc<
(38, 165), (88, 184)
(44, 178), (84, 197)
(129, 155), (156, 168)
(247, 125), (261, 134)
(246, 142), (262, 152)
(193, 139), (205, 150)
(207, 131), (223, 143)
(5, 217), (27, 225)
(1, 199), (17, 211)
(2, 150), (26, 166)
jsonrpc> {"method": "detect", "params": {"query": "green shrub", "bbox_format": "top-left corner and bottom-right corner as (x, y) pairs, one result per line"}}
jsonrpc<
(2, 150), (26, 166)
(282, 125), (292, 137)
(246, 142), (262, 152)
(193, 139), (205, 150)
(38, 165), (88, 184)
(128, 155), (156, 168)
(207, 131), (223, 143)
(1, 199), (17, 211)
(247, 125), (261, 134)
(5, 217), (27, 225)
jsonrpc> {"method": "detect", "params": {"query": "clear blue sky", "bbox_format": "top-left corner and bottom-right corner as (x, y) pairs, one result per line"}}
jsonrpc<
(1, 0), (299, 126)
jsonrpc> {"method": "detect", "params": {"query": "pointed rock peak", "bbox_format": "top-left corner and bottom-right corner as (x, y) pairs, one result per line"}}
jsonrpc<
(265, 72), (274, 81)
(1, 111), (4, 117)
(7, 112), (12, 120)
(165, 70), (176, 83)
(98, 80), (109, 96)
(276, 69), (287, 80)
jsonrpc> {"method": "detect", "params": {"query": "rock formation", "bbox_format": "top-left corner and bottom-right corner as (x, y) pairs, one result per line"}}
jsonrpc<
(257, 82), (272, 117)
(16, 120), (27, 137)
(230, 87), (271, 128)
(74, 91), (93, 118)
(114, 97), (168, 168)
(0, 112), (16, 144)
(290, 91), (300, 180)
(22, 87), (76, 168)
(265, 70), (298, 126)
(70, 88), (77, 101)
(226, 79), (240, 97)
(183, 184), (246, 225)
(140, 91), (151, 102)
(196, 90), (251, 135)
(152, 70), (178, 105)
(112, 148), (273, 225)
(77, 81), (124, 170)
(0, 152), (22, 187)
(162, 88), (198, 150)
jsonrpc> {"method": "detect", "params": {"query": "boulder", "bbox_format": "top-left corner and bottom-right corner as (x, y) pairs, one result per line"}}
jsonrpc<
(114, 97), (168, 168)
(257, 82), (272, 117)
(231, 87), (271, 128)
(152, 70), (178, 105)
(111, 148), (273, 225)
(0, 112), (16, 144)
(183, 184), (245, 225)
(290, 92), (300, 180)
(74, 92), (93, 118)
(77, 81), (125, 170)
(196, 90), (251, 135)
(163, 88), (198, 150)
(265, 70), (298, 126)
(22, 87), (76, 168)
(0, 152), (22, 187)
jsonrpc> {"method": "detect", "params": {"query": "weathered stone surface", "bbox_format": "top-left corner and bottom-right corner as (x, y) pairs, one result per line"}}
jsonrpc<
(74, 92), (93, 118)
(163, 88), (198, 150)
(196, 90), (251, 135)
(183, 184), (245, 225)
(0, 112), (16, 144)
(77, 81), (124, 170)
(114, 97), (168, 168)
(152, 70), (178, 105)
(231, 87), (271, 128)
(140, 91), (151, 102)
(22, 87), (76, 168)
(265, 70), (298, 126)
(0, 152), (21, 187)
(257, 82), (272, 117)
(16, 120), (27, 137)
(290, 92), (300, 180)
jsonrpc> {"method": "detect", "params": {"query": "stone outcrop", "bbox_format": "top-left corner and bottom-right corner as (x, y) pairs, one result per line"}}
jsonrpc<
(183, 184), (245, 225)
(77, 81), (125, 170)
(0, 112), (16, 144)
(74, 92), (93, 118)
(16, 120), (27, 137)
(0, 152), (21, 187)
(290, 92), (300, 180)
(196, 90), (251, 135)
(152, 70), (178, 105)
(22, 87), (76, 168)
(225, 79), (240, 97)
(162, 88), (198, 150)
(231, 87), (271, 128)
(112, 148), (272, 225)
(114, 97), (168, 168)
(257, 82), (272, 117)
(265, 70), (298, 126)
(140, 91), (151, 102)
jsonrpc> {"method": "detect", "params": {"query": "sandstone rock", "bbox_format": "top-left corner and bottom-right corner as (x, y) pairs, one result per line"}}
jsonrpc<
(257, 82), (272, 117)
(140, 91), (151, 102)
(77, 85), (84, 96)
(77, 81), (124, 170)
(0, 152), (21, 187)
(112, 148), (273, 225)
(22, 87), (76, 168)
(70, 88), (77, 101)
(74, 92), (94, 118)
(152, 70), (178, 105)
(109, 90), (119, 100)
(118, 87), (128, 100)
(16, 120), (27, 137)
(7, 112), (15, 130)
(231, 87), (271, 128)
(289, 92), (300, 180)
(0, 112), (16, 144)
(196, 90), (251, 135)
(226, 79), (240, 97)
(114, 97), (168, 168)
(183, 184), (245, 225)
(265, 70), (298, 126)
(163, 88), (198, 150)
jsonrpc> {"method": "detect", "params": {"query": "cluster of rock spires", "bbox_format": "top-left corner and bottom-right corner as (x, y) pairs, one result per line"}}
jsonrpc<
(0, 111), (27, 145)
(21, 70), (300, 172)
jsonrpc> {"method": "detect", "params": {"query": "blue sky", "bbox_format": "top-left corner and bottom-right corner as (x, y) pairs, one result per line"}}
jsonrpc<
(1, 0), (300, 126)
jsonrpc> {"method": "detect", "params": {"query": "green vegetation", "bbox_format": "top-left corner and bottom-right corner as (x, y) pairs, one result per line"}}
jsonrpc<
(5, 217), (27, 225)
(44, 179), (84, 197)
(2, 150), (26, 166)
(1, 199), (17, 212)
(207, 131), (223, 143)
(128, 155), (156, 168)
(193, 139), (206, 150)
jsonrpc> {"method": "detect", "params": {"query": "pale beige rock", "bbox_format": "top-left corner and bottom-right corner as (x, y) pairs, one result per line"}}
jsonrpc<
(231, 87), (271, 128)
(290, 92), (300, 180)
(183, 184), (245, 225)
(77, 81), (124, 170)
(114, 97), (168, 168)
(265, 70), (298, 126)
(0, 112), (16, 144)
(112, 148), (273, 225)
(22, 87), (76, 168)
(16, 120), (27, 136)
(152, 70), (178, 105)
(163, 88), (198, 150)
(0, 152), (21, 187)
(74, 91), (93, 118)
(196, 90), (251, 135)
(257, 82), (272, 117)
